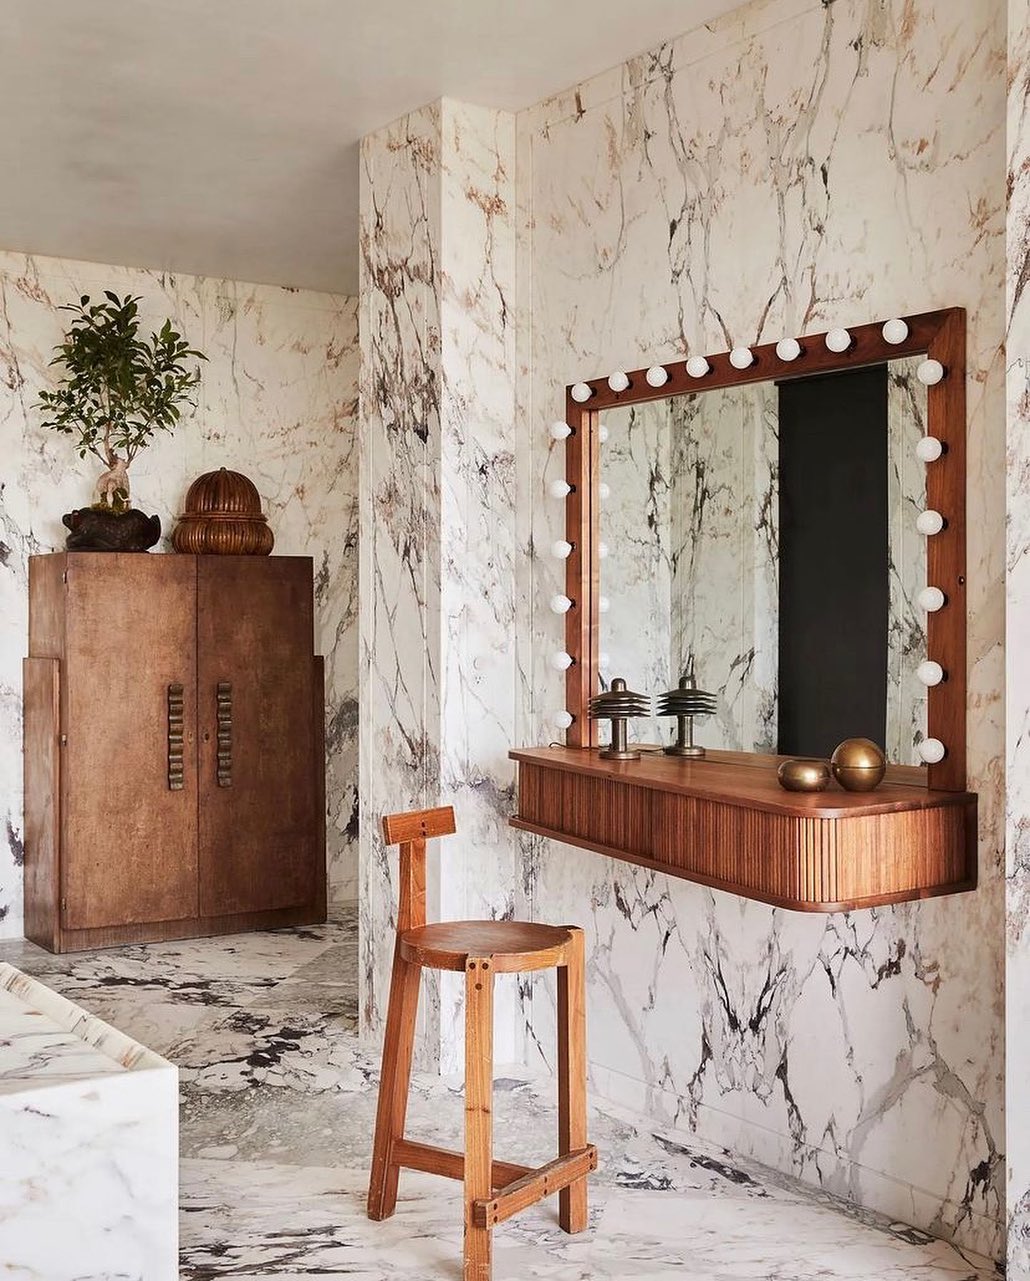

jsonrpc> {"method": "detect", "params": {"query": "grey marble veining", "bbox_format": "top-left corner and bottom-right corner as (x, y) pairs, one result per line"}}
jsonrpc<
(358, 99), (524, 1076)
(0, 914), (1000, 1281)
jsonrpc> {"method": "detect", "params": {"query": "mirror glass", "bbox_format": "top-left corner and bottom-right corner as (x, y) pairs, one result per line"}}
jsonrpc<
(597, 358), (928, 765)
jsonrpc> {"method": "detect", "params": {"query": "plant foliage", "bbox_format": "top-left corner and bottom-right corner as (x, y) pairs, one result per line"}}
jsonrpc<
(36, 292), (207, 466)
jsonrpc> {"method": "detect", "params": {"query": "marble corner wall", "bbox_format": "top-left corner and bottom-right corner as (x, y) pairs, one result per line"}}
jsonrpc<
(0, 251), (359, 938)
(1006, 0), (1030, 1274)
(358, 100), (521, 1070)
(517, 0), (1005, 1259)
(358, 101), (445, 1062)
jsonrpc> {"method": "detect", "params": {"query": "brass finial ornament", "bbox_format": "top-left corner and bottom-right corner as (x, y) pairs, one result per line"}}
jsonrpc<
(172, 468), (274, 555)
(830, 738), (887, 792)
(657, 663), (716, 757)
(589, 678), (650, 761)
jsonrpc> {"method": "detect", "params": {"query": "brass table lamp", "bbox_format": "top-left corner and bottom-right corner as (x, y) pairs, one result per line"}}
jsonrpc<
(657, 666), (717, 757)
(589, 677), (651, 761)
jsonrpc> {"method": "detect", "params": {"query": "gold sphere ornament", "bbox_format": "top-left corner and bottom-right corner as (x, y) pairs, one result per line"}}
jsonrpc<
(777, 758), (831, 792)
(830, 738), (887, 792)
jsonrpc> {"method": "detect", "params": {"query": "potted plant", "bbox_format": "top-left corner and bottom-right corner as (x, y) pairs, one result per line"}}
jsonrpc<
(36, 291), (207, 551)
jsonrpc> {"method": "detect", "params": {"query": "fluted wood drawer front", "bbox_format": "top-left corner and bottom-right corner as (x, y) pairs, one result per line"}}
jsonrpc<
(651, 793), (819, 902)
(511, 749), (977, 913)
(560, 774), (653, 856)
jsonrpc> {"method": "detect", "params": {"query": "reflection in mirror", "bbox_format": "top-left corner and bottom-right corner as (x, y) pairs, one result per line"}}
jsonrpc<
(598, 357), (929, 765)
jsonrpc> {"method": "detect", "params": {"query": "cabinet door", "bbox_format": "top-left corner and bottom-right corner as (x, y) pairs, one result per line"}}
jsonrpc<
(62, 554), (199, 929)
(196, 557), (321, 917)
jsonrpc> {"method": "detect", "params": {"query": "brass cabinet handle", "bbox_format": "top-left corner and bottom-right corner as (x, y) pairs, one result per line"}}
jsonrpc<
(167, 683), (185, 790)
(216, 682), (233, 788)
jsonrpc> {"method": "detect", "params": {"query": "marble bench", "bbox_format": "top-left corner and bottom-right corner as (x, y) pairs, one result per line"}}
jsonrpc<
(0, 962), (178, 1281)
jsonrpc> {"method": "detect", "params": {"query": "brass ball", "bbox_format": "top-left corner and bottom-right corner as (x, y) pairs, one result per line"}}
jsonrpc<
(830, 738), (887, 792)
(777, 758), (831, 792)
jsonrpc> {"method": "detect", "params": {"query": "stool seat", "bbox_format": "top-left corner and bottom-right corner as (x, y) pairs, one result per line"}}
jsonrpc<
(400, 920), (574, 972)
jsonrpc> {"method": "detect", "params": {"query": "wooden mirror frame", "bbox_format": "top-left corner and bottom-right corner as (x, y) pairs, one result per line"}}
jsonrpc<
(560, 308), (967, 791)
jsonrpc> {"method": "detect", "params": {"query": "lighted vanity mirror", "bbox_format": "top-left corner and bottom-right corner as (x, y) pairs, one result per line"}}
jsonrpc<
(598, 358), (930, 764)
(556, 310), (968, 791)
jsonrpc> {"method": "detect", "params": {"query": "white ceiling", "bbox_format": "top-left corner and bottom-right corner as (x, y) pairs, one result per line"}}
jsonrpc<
(0, 1), (738, 294)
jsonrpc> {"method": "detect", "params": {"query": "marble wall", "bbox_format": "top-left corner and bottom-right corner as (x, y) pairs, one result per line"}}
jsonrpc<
(669, 384), (779, 753)
(1006, 0), (1030, 1273)
(518, 0), (1005, 1259)
(358, 101), (522, 1071)
(0, 251), (359, 938)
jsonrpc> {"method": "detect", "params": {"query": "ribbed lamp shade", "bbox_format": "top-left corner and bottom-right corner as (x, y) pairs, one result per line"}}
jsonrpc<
(172, 468), (275, 555)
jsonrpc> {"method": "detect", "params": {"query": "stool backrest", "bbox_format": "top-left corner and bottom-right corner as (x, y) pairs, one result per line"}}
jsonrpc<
(380, 806), (457, 932)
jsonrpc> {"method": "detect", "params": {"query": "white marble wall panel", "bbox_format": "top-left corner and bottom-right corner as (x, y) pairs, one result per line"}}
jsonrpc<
(518, 0), (1005, 1259)
(1006, 0), (1030, 1274)
(0, 251), (359, 939)
(597, 400), (674, 743)
(668, 384), (779, 753)
(886, 357), (929, 762)
(0, 963), (178, 1280)
(359, 103), (446, 1061)
(359, 101), (521, 1070)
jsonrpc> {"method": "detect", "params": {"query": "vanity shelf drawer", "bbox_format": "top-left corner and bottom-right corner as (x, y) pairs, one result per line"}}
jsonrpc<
(510, 748), (976, 913)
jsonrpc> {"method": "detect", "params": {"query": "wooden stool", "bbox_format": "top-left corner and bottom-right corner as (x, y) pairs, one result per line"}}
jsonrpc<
(367, 805), (596, 1281)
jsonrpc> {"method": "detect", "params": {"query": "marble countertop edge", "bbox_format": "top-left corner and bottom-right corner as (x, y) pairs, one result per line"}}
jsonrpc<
(0, 961), (175, 1078)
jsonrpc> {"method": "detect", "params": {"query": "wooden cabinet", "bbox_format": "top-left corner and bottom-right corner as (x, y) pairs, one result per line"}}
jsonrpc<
(23, 553), (326, 952)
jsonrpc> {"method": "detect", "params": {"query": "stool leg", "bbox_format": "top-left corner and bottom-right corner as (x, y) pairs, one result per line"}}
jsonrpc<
(367, 946), (421, 1220)
(464, 957), (494, 1281)
(557, 928), (588, 1233)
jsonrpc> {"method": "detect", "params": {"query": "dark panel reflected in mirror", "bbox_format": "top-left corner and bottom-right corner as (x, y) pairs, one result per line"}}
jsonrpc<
(777, 366), (888, 758)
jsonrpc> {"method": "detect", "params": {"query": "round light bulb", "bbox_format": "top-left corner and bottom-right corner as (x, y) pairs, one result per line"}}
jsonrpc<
(598, 425), (609, 443)
(550, 421), (572, 440)
(551, 539), (573, 560)
(916, 436), (944, 463)
(550, 594), (573, 615)
(598, 482), (611, 501)
(571, 382), (593, 403)
(598, 652), (611, 669)
(685, 356), (710, 379)
(916, 509), (945, 536)
(550, 651), (574, 671)
(598, 595), (610, 614)
(917, 660), (945, 687)
(598, 541), (609, 560)
(776, 338), (802, 361)
(552, 710), (574, 730)
(646, 365), (669, 387)
(825, 327), (852, 353)
(919, 737), (946, 764)
(917, 359), (945, 386)
(882, 318), (909, 345)
(607, 370), (629, 392)
(918, 586), (946, 612)
(729, 346), (754, 370)
(548, 479), (572, 499)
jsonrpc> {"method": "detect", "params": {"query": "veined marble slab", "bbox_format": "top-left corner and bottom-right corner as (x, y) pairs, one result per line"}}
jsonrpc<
(0, 962), (178, 1281)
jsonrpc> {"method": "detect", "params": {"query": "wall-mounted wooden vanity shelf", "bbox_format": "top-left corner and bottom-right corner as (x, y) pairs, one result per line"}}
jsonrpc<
(509, 748), (977, 912)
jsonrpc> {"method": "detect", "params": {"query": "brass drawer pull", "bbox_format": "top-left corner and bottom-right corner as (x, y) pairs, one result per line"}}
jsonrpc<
(167, 683), (185, 790)
(216, 682), (232, 788)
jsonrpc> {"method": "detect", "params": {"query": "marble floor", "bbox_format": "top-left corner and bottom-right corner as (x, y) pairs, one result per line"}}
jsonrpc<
(0, 912), (1000, 1281)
